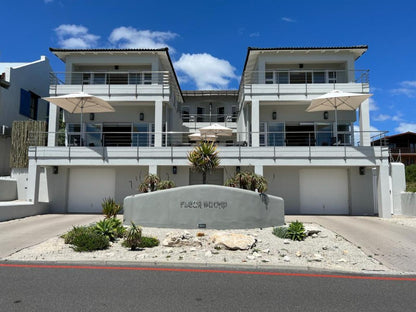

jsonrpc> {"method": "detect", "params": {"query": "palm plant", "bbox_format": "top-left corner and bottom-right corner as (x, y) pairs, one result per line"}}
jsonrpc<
(187, 142), (220, 184)
(139, 174), (161, 193)
(224, 171), (268, 193)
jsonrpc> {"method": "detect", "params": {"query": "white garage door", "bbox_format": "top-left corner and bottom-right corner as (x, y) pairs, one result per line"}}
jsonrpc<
(300, 168), (349, 214)
(68, 168), (115, 213)
(189, 168), (224, 185)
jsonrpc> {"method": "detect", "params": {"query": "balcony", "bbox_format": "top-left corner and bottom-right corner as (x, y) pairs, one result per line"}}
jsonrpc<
(182, 113), (237, 130)
(49, 71), (172, 100)
(240, 69), (370, 101)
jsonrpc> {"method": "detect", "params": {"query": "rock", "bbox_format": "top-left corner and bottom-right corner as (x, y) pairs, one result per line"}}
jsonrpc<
(190, 248), (197, 252)
(295, 251), (302, 257)
(205, 251), (212, 258)
(306, 229), (321, 236)
(211, 232), (256, 250)
(257, 239), (262, 243)
(311, 234), (318, 238)
(343, 250), (349, 255)
(262, 259), (270, 263)
(261, 249), (270, 254)
(279, 249), (288, 257)
(308, 253), (323, 262)
(211, 250), (220, 255)
(320, 233), (328, 238)
(322, 246), (328, 250)
(337, 258), (347, 263)
(246, 255), (255, 260)
(162, 232), (202, 247)
(283, 239), (290, 244)
(283, 256), (291, 262)
(196, 232), (205, 237)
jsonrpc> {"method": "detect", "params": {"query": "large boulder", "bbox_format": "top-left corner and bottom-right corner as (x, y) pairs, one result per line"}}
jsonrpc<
(211, 232), (256, 250)
(162, 231), (202, 247)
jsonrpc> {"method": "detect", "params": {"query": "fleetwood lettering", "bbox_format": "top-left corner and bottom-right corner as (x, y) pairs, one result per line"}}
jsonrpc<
(180, 201), (227, 209)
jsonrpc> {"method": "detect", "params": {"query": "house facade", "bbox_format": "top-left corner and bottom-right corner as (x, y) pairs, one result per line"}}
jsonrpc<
(25, 46), (392, 217)
(0, 56), (51, 176)
(374, 132), (416, 166)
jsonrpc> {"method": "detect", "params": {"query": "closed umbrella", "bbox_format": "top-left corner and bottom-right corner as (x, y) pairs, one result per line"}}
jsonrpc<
(43, 92), (114, 145)
(306, 90), (372, 144)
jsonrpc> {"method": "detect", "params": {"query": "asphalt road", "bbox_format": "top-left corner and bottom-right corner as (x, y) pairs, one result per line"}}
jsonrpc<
(0, 263), (415, 312)
(0, 214), (102, 258)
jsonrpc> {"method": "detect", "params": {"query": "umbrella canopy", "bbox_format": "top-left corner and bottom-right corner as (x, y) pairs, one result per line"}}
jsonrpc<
(199, 123), (233, 137)
(43, 92), (114, 145)
(306, 90), (372, 144)
(188, 132), (217, 142)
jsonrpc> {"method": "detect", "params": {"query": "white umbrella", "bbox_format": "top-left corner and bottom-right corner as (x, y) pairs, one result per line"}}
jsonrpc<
(188, 132), (217, 142)
(306, 90), (372, 144)
(43, 92), (114, 145)
(199, 123), (233, 137)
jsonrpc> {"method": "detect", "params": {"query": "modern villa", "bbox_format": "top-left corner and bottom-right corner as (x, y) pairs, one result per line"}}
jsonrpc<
(22, 45), (393, 217)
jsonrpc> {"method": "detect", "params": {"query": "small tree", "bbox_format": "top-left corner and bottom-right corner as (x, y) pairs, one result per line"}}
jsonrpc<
(138, 174), (175, 193)
(225, 171), (268, 193)
(187, 142), (220, 184)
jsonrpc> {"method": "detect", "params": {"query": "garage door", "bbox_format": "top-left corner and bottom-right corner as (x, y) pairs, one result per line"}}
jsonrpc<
(68, 168), (115, 213)
(299, 168), (349, 214)
(189, 168), (224, 185)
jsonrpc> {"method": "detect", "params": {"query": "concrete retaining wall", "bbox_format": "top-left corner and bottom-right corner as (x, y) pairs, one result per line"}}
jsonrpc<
(124, 185), (285, 229)
(0, 202), (49, 222)
(0, 178), (17, 201)
(401, 193), (416, 216)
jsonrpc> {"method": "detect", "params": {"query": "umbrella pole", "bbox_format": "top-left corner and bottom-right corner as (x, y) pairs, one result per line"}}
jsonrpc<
(80, 105), (84, 146)
(334, 106), (338, 146)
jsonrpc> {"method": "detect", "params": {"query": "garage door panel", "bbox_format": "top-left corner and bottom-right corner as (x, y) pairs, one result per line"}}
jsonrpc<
(300, 169), (348, 214)
(68, 168), (115, 213)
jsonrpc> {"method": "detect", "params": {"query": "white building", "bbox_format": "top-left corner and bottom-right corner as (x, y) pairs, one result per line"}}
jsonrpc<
(0, 56), (51, 175)
(25, 46), (392, 217)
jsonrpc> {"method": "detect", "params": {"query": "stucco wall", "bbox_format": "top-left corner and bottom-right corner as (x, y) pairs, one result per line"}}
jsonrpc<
(0, 137), (11, 175)
(401, 192), (416, 216)
(0, 178), (17, 201)
(124, 185), (284, 229)
(0, 202), (49, 222)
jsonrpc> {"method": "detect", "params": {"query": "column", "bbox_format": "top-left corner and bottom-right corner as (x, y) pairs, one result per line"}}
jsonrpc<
(148, 165), (157, 175)
(47, 103), (59, 146)
(251, 99), (260, 147)
(154, 100), (163, 147)
(254, 164), (263, 176)
(377, 163), (391, 218)
(27, 160), (40, 203)
(359, 99), (371, 146)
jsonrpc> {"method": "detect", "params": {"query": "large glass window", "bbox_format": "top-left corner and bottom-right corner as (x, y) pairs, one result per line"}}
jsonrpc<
(315, 123), (332, 146)
(313, 72), (325, 83)
(260, 122), (285, 146)
(67, 123), (81, 146)
(85, 123), (102, 146)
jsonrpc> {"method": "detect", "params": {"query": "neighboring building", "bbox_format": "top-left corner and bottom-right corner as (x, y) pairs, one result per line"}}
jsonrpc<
(0, 56), (51, 175)
(373, 132), (416, 165)
(26, 46), (391, 217)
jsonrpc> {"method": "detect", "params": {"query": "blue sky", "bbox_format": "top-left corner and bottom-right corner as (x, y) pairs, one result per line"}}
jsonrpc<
(1, 0), (415, 135)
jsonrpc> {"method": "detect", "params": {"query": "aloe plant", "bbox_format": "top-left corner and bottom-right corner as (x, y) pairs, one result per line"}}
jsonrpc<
(123, 222), (142, 251)
(187, 142), (220, 184)
(286, 220), (306, 241)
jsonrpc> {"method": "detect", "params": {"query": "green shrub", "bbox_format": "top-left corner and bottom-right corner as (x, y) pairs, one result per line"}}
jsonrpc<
(123, 222), (142, 250)
(63, 225), (95, 244)
(272, 226), (288, 239)
(71, 231), (110, 252)
(286, 220), (306, 241)
(94, 217), (126, 241)
(102, 197), (122, 218)
(138, 236), (160, 248)
(225, 171), (268, 193)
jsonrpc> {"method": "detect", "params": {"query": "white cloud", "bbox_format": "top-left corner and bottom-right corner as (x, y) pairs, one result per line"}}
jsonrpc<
(395, 122), (416, 133)
(281, 17), (296, 22)
(54, 24), (100, 49)
(174, 53), (238, 90)
(249, 32), (260, 37)
(368, 98), (378, 111)
(109, 27), (177, 51)
(373, 114), (390, 122)
(391, 80), (416, 97)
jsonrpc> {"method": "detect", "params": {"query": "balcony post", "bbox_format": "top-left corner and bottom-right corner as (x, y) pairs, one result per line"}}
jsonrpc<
(154, 100), (163, 147)
(377, 163), (391, 218)
(251, 99), (260, 147)
(47, 103), (59, 147)
(359, 99), (371, 146)
(26, 160), (40, 204)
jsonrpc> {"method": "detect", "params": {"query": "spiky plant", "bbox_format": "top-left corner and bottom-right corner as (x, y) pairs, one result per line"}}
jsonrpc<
(139, 174), (161, 193)
(123, 222), (143, 251)
(187, 142), (220, 184)
(157, 180), (175, 190)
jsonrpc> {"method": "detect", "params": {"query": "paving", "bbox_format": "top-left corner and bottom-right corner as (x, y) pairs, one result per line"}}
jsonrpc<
(0, 214), (101, 258)
(286, 216), (416, 273)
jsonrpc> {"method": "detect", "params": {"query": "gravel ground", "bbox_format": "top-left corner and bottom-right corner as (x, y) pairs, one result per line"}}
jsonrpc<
(5, 223), (390, 273)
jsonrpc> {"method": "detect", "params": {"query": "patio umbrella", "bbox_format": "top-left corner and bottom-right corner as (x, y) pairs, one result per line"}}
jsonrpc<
(43, 92), (114, 145)
(188, 132), (217, 142)
(306, 90), (372, 144)
(199, 123), (233, 137)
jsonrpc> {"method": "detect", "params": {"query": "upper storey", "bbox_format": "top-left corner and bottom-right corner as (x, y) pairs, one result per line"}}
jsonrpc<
(49, 48), (183, 105)
(239, 46), (369, 102)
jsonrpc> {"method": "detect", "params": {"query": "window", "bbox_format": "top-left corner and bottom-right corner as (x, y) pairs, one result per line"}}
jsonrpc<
(197, 107), (204, 122)
(217, 107), (225, 122)
(93, 73), (106, 84)
(265, 72), (274, 84)
(20, 89), (39, 120)
(232, 106), (238, 122)
(328, 71), (337, 83)
(82, 73), (91, 85)
(67, 123), (81, 146)
(182, 106), (190, 122)
(313, 72), (325, 83)
(277, 72), (289, 84)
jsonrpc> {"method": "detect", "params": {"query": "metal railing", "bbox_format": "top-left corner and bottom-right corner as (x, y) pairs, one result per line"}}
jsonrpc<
(28, 130), (388, 148)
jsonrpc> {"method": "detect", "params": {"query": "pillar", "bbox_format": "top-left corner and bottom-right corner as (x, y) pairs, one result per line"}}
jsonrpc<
(47, 103), (59, 147)
(149, 165), (158, 175)
(27, 160), (40, 203)
(251, 99), (260, 147)
(154, 100), (163, 147)
(359, 99), (371, 146)
(377, 163), (392, 218)
(254, 164), (263, 176)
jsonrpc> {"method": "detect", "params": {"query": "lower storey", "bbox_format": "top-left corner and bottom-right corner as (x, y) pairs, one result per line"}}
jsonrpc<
(33, 165), (378, 216)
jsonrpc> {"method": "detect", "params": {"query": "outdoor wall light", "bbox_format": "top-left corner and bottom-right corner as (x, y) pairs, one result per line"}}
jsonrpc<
(359, 167), (365, 175)
(323, 111), (329, 120)
(114, 65), (119, 70)
(53, 166), (59, 174)
(272, 111), (277, 120)
(299, 64), (304, 68)
(139, 113), (144, 121)
(89, 113), (95, 121)
(236, 166), (241, 173)
(172, 166), (177, 174)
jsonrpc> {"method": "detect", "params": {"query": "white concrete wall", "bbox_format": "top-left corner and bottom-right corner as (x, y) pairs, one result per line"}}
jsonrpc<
(0, 178), (17, 201)
(401, 192), (416, 216)
(11, 168), (29, 200)
(390, 163), (406, 215)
